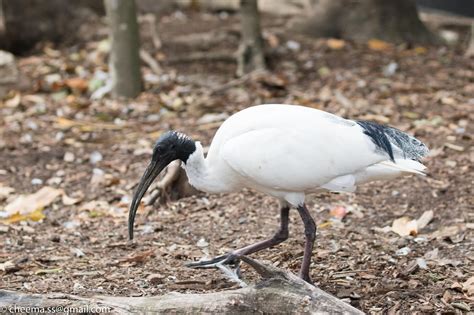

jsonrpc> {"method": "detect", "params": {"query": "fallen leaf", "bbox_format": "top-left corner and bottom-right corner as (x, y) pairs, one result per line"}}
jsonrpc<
(35, 268), (63, 275)
(392, 216), (418, 236)
(396, 246), (411, 256)
(430, 225), (461, 240)
(462, 277), (474, 296)
(64, 77), (89, 92)
(147, 273), (165, 285)
(327, 38), (345, 50)
(70, 247), (85, 257)
(424, 248), (439, 260)
(54, 117), (124, 131)
(0, 260), (20, 273)
(5, 93), (21, 108)
(416, 210), (434, 230)
(413, 46), (427, 54)
(0, 184), (15, 201)
(367, 39), (392, 51)
(1, 187), (63, 224)
(451, 302), (470, 312)
(62, 194), (82, 206)
(444, 143), (464, 152)
(372, 226), (392, 233)
(120, 249), (155, 264)
(329, 205), (348, 219)
(442, 290), (453, 303)
(318, 221), (332, 229)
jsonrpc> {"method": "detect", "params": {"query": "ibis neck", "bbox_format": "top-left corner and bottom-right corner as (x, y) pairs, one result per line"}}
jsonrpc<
(183, 142), (227, 193)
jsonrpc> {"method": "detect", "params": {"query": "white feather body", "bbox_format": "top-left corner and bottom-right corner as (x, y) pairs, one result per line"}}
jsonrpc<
(184, 104), (427, 206)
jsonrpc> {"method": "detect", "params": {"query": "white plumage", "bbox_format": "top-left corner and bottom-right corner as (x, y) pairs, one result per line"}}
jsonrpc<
(129, 103), (429, 283)
(184, 104), (427, 206)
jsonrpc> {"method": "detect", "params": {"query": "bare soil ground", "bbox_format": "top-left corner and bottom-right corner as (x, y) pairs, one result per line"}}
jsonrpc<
(1, 10), (473, 314)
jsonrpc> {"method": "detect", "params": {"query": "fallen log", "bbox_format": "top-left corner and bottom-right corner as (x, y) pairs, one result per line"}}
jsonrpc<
(0, 257), (363, 314)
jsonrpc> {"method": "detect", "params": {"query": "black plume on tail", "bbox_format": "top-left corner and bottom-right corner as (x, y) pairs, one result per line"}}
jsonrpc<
(357, 121), (395, 161)
(357, 120), (429, 162)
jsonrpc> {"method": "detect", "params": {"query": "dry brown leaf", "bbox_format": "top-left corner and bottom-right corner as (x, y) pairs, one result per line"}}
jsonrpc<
(62, 194), (82, 206)
(54, 117), (124, 131)
(358, 114), (390, 123)
(413, 46), (427, 55)
(392, 216), (418, 236)
(0, 260), (20, 273)
(430, 225), (461, 240)
(444, 143), (464, 152)
(5, 93), (21, 108)
(367, 39), (392, 51)
(329, 205), (348, 219)
(416, 210), (434, 230)
(2, 187), (63, 224)
(35, 268), (63, 275)
(121, 249), (155, 264)
(0, 184), (15, 201)
(327, 38), (345, 50)
(462, 277), (474, 296)
(64, 77), (88, 92)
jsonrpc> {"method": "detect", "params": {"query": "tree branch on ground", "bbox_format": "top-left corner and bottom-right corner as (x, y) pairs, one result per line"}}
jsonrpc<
(0, 257), (363, 314)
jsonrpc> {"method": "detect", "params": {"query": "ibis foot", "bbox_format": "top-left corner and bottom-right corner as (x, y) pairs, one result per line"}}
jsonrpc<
(185, 253), (241, 269)
(186, 253), (246, 287)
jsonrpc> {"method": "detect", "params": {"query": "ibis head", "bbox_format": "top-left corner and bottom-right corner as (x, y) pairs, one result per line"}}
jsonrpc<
(128, 131), (195, 240)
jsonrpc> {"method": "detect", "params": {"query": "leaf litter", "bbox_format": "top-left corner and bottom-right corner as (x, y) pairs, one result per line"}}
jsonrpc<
(0, 9), (473, 314)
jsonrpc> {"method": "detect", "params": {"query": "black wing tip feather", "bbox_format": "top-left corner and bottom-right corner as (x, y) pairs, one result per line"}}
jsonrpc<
(357, 120), (429, 162)
(357, 120), (395, 161)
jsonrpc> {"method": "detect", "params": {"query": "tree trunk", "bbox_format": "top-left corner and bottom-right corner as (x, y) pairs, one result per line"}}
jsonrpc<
(104, 0), (143, 98)
(293, 0), (439, 44)
(237, 0), (266, 77)
(466, 22), (474, 57)
(0, 0), (104, 54)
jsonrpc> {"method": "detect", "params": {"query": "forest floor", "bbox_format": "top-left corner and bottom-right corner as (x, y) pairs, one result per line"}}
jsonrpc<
(1, 9), (473, 314)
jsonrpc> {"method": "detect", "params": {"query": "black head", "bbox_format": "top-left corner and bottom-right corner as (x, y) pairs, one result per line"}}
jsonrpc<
(152, 131), (196, 164)
(128, 131), (195, 240)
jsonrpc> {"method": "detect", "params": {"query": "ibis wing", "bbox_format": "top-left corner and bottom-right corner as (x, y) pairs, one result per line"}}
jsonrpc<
(220, 126), (385, 192)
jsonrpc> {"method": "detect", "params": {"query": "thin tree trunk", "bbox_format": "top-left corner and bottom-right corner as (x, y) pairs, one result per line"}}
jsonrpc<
(466, 22), (474, 57)
(104, 0), (142, 98)
(0, 0), (5, 34)
(237, 0), (266, 77)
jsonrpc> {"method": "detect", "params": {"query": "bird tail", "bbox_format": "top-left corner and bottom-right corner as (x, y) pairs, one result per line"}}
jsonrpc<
(378, 159), (427, 176)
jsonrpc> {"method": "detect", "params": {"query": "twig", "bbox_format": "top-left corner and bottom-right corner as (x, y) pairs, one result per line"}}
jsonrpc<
(209, 69), (267, 96)
(140, 49), (162, 75)
(166, 52), (235, 64)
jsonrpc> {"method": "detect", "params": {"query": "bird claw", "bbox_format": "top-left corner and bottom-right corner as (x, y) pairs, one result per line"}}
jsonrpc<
(185, 253), (247, 287)
(185, 253), (240, 269)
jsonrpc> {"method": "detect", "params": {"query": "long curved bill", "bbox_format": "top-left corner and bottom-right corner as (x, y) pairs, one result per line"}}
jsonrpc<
(128, 159), (168, 240)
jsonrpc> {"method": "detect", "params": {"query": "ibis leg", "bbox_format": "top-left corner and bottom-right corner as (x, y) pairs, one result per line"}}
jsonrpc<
(296, 203), (316, 283)
(186, 206), (290, 268)
(233, 205), (290, 256)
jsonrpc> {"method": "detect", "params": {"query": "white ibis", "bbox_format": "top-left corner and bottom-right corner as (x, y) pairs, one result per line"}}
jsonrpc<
(129, 104), (429, 283)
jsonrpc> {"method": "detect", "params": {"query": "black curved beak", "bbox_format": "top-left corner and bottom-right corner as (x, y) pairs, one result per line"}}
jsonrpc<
(128, 158), (171, 240)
